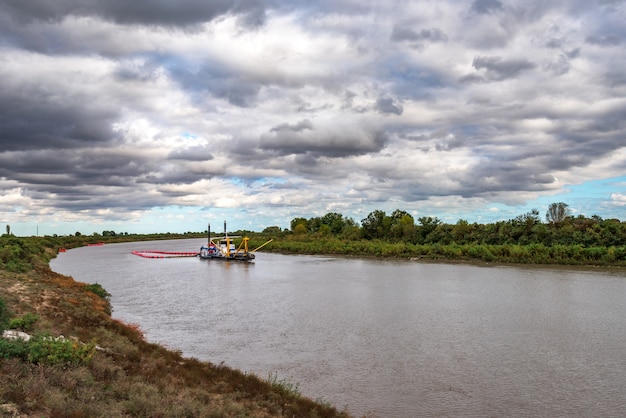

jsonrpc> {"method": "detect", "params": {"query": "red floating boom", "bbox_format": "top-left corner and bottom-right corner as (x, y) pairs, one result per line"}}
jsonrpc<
(131, 250), (199, 259)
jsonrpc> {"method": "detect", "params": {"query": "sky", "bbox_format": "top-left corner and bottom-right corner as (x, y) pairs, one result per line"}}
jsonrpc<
(0, 0), (625, 236)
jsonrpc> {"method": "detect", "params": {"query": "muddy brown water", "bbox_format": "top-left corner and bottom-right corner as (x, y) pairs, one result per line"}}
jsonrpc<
(51, 239), (626, 417)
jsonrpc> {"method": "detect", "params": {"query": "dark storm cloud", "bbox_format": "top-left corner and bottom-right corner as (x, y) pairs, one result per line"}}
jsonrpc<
(270, 119), (314, 133)
(585, 35), (622, 46)
(260, 119), (387, 158)
(0, 149), (150, 185)
(470, 0), (503, 15)
(391, 25), (448, 44)
(167, 145), (214, 162)
(469, 56), (536, 81)
(375, 97), (403, 115)
(159, 56), (263, 107)
(0, 89), (119, 151)
(0, 0), (263, 27)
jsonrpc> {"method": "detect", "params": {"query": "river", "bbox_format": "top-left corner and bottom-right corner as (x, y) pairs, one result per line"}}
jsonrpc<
(50, 239), (626, 417)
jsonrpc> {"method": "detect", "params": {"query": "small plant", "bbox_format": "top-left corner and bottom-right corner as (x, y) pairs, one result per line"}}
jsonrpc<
(267, 372), (300, 398)
(85, 283), (111, 302)
(8, 312), (39, 332)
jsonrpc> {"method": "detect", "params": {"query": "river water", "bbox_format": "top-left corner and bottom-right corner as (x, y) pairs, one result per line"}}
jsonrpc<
(50, 239), (626, 417)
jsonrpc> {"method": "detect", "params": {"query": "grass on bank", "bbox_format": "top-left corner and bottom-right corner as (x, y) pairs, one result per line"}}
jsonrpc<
(0, 236), (352, 417)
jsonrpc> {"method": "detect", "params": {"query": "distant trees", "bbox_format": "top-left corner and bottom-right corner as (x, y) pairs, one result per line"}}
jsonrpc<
(289, 212), (357, 237)
(360, 209), (416, 241)
(546, 202), (570, 225)
(285, 202), (626, 248)
(262, 226), (282, 234)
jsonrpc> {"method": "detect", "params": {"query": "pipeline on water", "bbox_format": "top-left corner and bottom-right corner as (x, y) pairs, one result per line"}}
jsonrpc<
(131, 250), (199, 259)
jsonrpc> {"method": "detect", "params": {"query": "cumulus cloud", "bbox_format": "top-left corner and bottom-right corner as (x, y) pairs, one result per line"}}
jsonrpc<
(611, 193), (626, 207)
(470, 0), (503, 15)
(469, 56), (536, 81)
(0, 0), (625, 233)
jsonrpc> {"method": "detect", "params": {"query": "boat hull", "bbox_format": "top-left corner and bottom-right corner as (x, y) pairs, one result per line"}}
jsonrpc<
(198, 253), (255, 262)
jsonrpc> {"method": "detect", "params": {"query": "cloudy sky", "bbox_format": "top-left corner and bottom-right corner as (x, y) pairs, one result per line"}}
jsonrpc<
(1, 0), (625, 236)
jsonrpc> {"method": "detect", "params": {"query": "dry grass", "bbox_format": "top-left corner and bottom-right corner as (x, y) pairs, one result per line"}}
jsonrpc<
(1, 260), (353, 418)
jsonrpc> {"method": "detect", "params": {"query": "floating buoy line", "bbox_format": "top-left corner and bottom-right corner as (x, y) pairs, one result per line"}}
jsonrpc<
(131, 250), (198, 259)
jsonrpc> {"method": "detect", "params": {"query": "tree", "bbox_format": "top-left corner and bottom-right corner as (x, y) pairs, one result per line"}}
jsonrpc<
(389, 210), (415, 241)
(290, 217), (308, 232)
(361, 210), (387, 239)
(5, 225), (9, 235)
(321, 212), (346, 234)
(262, 226), (282, 234)
(417, 216), (442, 243)
(546, 202), (570, 225)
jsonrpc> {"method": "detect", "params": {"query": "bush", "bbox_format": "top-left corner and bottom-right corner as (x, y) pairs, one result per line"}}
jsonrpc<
(8, 313), (39, 332)
(84, 283), (111, 303)
(0, 337), (30, 360)
(27, 333), (96, 366)
(0, 298), (10, 330)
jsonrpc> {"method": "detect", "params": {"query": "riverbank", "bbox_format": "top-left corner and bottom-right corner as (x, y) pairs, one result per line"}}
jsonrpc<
(0, 237), (352, 417)
(258, 236), (626, 268)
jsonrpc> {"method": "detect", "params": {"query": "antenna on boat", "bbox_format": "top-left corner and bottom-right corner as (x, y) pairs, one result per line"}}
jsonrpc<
(224, 220), (227, 237)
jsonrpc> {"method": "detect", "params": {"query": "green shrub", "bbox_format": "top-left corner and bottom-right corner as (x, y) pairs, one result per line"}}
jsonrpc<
(0, 298), (9, 330)
(85, 283), (112, 302)
(8, 312), (39, 332)
(0, 337), (30, 360)
(27, 333), (96, 366)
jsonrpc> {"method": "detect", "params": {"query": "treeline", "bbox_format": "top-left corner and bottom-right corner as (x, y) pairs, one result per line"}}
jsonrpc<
(259, 202), (626, 266)
(281, 203), (625, 248)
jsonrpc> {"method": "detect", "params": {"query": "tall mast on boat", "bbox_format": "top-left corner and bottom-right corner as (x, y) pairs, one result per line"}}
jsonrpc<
(224, 220), (230, 257)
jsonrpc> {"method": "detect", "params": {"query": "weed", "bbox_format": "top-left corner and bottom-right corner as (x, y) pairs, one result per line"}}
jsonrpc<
(267, 372), (301, 398)
(8, 312), (39, 331)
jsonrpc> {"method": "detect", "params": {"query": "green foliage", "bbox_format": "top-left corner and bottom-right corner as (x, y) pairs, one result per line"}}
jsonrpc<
(27, 333), (96, 366)
(262, 225), (282, 234)
(0, 308), (94, 365)
(0, 298), (9, 330)
(0, 337), (30, 360)
(0, 236), (51, 272)
(84, 283), (111, 303)
(282, 202), (625, 264)
(8, 313), (39, 332)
